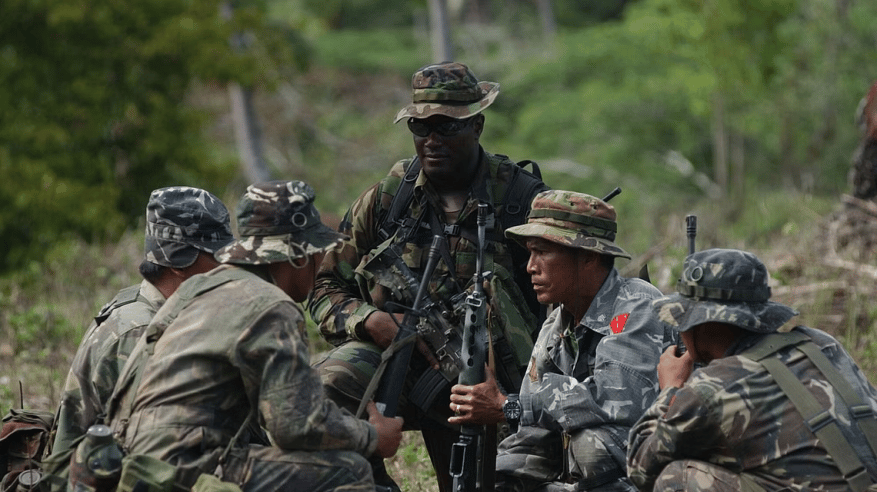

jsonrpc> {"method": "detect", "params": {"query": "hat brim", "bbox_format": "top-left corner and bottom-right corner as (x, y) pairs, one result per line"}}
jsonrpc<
(505, 223), (632, 259)
(393, 81), (500, 123)
(215, 224), (347, 266)
(144, 236), (234, 268)
(652, 293), (798, 334)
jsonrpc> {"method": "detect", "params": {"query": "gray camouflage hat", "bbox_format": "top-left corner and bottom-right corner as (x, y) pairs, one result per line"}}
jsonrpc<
(653, 248), (798, 334)
(505, 190), (631, 259)
(393, 61), (500, 123)
(144, 186), (234, 268)
(214, 180), (347, 265)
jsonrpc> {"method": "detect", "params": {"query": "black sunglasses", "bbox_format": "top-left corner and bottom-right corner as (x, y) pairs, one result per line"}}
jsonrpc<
(407, 117), (472, 138)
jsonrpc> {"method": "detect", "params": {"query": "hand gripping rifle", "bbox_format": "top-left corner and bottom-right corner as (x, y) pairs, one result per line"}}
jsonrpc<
(449, 203), (494, 492)
(372, 234), (445, 417)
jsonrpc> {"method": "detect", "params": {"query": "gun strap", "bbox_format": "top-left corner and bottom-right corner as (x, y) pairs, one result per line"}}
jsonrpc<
(741, 330), (877, 492)
(355, 332), (419, 419)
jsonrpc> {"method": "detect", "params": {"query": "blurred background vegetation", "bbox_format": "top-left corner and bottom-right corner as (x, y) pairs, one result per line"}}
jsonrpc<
(2, 0), (877, 487)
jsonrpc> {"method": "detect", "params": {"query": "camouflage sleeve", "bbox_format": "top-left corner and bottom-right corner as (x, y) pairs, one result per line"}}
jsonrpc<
(53, 330), (100, 454)
(626, 382), (725, 490)
(521, 297), (664, 433)
(241, 301), (377, 455)
(309, 180), (385, 346)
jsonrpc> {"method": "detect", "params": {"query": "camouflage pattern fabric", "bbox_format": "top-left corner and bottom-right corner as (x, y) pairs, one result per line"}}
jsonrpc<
(496, 269), (676, 491)
(505, 190), (631, 259)
(627, 325), (877, 491)
(144, 186), (234, 268)
(44, 280), (165, 489)
(309, 150), (547, 490)
(215, 180), (347, 265)
(393, 61), (499, 123)
(113, 265), (376, 489)
(652, 248), (797, 335)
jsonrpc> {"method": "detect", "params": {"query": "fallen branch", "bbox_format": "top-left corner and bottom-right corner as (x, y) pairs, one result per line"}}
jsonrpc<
(841, 194), (877, 218)
(773, 280), (849, 297)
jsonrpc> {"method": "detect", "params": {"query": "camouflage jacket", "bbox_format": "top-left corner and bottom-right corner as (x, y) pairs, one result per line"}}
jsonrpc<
(627, 326), (877, 491)
(116, 265), (376, 484)
(309, 149), (546, 365)
(51, 280), (164, 455)
(521, 269), (673, 438)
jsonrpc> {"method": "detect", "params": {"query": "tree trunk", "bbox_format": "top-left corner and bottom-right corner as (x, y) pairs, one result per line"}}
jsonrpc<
(222, 1), (271, 183)
(228, 83), (271, 183)
(429, 0), (453, 62)
(711, 92), (728, 197)
(534, 0), (556, 44)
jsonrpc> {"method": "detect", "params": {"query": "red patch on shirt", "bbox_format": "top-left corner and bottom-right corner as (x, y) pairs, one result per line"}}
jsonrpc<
(610, 313), (629, 334)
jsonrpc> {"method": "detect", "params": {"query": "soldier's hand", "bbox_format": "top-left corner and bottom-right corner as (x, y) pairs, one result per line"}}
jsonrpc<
(657, 345), (694, 390)
(366, 401), (404, 458)
(448, 365), (505, 425)
(363, 311), (440, 370)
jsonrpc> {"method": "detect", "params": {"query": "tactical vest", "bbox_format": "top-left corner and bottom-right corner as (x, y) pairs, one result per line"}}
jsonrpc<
(741, 329), (877, 492)
(358, 154), (548, 410)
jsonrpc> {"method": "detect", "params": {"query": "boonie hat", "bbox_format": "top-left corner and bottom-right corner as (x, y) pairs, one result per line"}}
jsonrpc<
(652, 248), (798, 334)
(393, 61), (500, 123)
(215, 180), (347, 265)
(144, 186), (234, 268)
(505, 190), (631, 259)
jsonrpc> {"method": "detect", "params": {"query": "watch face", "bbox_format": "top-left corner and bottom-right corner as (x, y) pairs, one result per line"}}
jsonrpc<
(505, 400), (522, 420)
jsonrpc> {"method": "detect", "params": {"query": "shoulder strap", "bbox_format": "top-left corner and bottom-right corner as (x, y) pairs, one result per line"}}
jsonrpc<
(106, 268), (254, 442)
(94, 285), (142, 325)
(742, 330), (877, 491)
(500, 160), (547, 233)
(377, 158), (421, 242)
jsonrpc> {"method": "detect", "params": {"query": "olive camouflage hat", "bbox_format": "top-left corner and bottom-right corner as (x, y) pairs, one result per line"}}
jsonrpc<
(504, 190), (631, 259)
(393, 61), (500, 123)
(144, 186), (234, 268)
(652, 248), (798, 334)
(214, 180), (347, 265)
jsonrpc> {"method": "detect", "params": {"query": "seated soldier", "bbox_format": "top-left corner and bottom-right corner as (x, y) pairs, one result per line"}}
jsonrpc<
(628, 248), (877, 491)
(493, 190), (677, 492)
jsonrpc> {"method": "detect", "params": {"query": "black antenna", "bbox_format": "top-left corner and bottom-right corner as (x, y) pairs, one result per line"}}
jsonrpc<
(19, 380), (24, 408)
(602, 187), (622, 202)
(686, 215), (697, 255)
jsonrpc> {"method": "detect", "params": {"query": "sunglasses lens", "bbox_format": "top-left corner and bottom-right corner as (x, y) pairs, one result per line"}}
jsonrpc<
(407, 118), (469, 137)
(407, 119), (431, 137)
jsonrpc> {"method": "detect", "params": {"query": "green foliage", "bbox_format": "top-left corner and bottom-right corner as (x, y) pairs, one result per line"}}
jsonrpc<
(0, 0), (301, 274)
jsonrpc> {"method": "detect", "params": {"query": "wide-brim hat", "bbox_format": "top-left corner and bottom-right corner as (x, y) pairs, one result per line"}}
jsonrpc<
(652, 248), (798, 334)
(214, 180), (347, 265)
(144, 186), (234, 268)
(505, 190), (631, 259)
(393, 62), (500, 123)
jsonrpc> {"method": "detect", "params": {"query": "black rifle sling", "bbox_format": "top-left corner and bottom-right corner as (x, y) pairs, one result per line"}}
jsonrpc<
(742, 330), (877, 492)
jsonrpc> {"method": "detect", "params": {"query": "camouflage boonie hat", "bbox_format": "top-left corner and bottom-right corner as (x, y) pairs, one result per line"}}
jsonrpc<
(652, 248), (798, 334)
(144, 186), (234, 268)
(393, 61), (500, 123)
(214, 180), (347, 265)
(504, 190), (631, 259)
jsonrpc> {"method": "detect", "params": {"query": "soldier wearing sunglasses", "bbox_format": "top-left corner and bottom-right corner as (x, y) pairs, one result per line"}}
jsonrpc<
(309, 61), (549, 492)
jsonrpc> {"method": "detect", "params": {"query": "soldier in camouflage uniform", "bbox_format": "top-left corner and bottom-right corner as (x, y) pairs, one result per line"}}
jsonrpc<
(494, 190), (676, 492)
(107, 181), (403, 491)
(627, 248), (877, 491)
(45, 187), (234, 480)
(308, 61), (549, 491)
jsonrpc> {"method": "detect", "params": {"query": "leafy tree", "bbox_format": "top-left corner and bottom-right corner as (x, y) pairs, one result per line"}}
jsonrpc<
(0, 0), (303, 273)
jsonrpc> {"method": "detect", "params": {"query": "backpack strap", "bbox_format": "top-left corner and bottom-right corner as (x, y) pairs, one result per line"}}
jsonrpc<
(742, 330), (877, 491)
(500, 160), (545, 232)
(106, 268), (254, 446)
(377, 158), (421, 242)
(94, 284), (142, 325)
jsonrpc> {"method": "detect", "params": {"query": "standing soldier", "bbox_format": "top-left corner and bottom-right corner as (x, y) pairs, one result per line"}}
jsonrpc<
(309, 61), (549, 491)
(628, 248), (877, 491)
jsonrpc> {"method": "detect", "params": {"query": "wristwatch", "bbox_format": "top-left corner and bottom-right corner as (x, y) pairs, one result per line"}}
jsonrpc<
(502, 393), (521, 433)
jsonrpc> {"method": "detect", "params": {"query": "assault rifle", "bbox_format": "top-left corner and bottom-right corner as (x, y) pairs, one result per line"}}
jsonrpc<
(449, 203), (494, 492)
(373, 234), (446, 417)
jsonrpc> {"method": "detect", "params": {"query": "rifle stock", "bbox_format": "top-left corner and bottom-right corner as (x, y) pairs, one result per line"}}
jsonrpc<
(449, 203), (494, 492)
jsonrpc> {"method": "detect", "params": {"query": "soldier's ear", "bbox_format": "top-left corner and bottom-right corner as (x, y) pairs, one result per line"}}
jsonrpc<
(471, 114), (485, 138)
